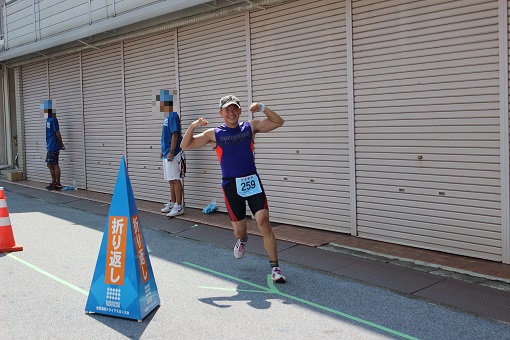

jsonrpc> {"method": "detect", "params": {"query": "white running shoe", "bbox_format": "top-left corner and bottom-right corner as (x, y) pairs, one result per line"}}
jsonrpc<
(234, 239), (246, 259)
(271, 267), (286, 283)
(167, 204), (184, 217)
(161, 202), (174, 213)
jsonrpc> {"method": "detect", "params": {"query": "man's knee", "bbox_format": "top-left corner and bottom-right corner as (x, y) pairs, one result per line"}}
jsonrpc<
(232, 220), (247, 239)
(234, 229), (247, 239)
(255, 210), (272, 234)
(255, 209), (269, 220)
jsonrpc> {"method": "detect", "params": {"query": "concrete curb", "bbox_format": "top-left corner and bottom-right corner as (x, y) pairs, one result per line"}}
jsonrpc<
(320, 242), (510, 292)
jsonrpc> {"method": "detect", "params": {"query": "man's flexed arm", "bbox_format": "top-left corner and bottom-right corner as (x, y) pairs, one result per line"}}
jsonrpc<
(181, 118), (215, 150)
(249, 103), (284, 134)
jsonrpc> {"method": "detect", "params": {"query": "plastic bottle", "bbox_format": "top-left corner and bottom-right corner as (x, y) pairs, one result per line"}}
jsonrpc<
(72, 179), (77, 190)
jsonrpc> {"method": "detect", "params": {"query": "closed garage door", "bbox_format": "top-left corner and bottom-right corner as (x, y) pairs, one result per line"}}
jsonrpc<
(250, 0), (350, 232)
(48, 53), (86, 188)
(352, 0), (501, 260)
(178, 14), (249, 210)
(22, 60), (49, 182)
(123, 32), (176, 203)
(82, 43), (125, 193)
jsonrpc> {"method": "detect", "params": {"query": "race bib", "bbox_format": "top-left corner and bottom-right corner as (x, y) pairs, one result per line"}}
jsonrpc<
(235, 174), (262, 197)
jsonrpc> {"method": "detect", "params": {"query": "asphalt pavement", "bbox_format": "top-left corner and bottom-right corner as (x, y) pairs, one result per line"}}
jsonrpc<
(1, 188), (510, 339)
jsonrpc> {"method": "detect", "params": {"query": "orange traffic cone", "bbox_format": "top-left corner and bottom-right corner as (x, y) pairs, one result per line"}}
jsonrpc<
(0, 187), (23, 252)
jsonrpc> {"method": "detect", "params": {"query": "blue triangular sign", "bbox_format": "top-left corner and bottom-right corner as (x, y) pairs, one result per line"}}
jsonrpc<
(85, 156), (160, 321)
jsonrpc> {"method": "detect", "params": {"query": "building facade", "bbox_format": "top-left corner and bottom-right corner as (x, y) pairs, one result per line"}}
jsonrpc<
(1, 0), (509, 264)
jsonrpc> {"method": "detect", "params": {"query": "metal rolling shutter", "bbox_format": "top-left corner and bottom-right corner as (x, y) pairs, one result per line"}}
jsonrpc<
(0, 77), (5, 165)
(250, 0), (350, 232)
(506, 0), (510, 265)
(352, 0), (501, 260)
(82, 43), (125, 193)
(123, 32), (175, 203)
(22, 60), (49, 182)
(48, 54), (86, 188)
(178, 14), (249, 211)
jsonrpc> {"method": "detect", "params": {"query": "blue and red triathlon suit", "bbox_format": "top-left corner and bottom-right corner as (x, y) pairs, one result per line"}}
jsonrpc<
(214, 121), (268, 221)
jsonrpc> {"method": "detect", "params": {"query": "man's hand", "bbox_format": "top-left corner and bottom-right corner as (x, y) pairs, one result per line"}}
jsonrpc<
(60, 143), (65, 151)
(250, 103), (264, 113)
(192, 118), (209, 128)
(248, 102), (284, 133)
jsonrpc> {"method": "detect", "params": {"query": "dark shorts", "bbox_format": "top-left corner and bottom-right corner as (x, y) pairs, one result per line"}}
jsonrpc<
(45, 151), (59, 165)
(222, 176), (268, 222)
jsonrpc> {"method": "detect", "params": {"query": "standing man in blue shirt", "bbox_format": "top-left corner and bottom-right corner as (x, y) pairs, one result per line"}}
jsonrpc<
(158, 90), (185, 217)
(43, 100), (65, 190)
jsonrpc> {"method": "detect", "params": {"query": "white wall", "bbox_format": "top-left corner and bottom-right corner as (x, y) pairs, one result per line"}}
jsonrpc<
(2, 0), (209, 50)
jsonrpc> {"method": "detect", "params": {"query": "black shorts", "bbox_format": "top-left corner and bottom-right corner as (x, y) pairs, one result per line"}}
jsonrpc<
(222, 176), (268, 222)
(45, 151), (59, 165)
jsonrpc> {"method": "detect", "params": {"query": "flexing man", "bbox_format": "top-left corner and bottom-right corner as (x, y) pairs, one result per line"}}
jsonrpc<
(180, 95), (286, 283)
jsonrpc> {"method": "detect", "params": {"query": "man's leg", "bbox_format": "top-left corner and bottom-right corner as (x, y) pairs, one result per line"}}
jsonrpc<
(167, 178), (184, 217)
(231, 219), (248, 241)
(254, 209), (278, 261)
(47, 164), (56, 182)
(169, 181), (174, 202)
(170, 179), (183, 206)
(50, 163), (62, 190)
(231, 219), (248, 259)
(254, 209), (286, 283)
(54, 164), (61, 184)
(160, 179), (174, 213)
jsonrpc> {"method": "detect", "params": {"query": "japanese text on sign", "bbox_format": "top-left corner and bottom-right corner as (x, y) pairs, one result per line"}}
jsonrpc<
(132, 214), (149, 283)
(105, 216), (127, 285)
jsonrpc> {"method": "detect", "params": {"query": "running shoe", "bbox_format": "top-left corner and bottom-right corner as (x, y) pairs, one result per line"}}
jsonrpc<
(53, 183), (63, 190)
(271, 267), (286, 283)
(161, 202), (174, 213)
(234, 239), (246, 259)
(46, 182), (56, 190)
(167, 204), (184, 217)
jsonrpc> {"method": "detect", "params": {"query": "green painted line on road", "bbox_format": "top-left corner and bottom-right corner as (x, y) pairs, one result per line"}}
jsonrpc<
(7, 253), (89, 296)
(184, 261), (268, 291)
(184, 261), (419, 340)
(266, 276), (418, 340)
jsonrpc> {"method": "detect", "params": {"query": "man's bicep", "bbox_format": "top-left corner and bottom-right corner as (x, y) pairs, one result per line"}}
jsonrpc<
(189, 130), (214, 148)
(251, 118), (280, 133)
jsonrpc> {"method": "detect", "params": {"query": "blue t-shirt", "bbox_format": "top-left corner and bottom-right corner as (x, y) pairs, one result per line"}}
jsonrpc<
(46, 118), (60, 151)
(214, 121), (257, 186)
(161, 112), (182, 158)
